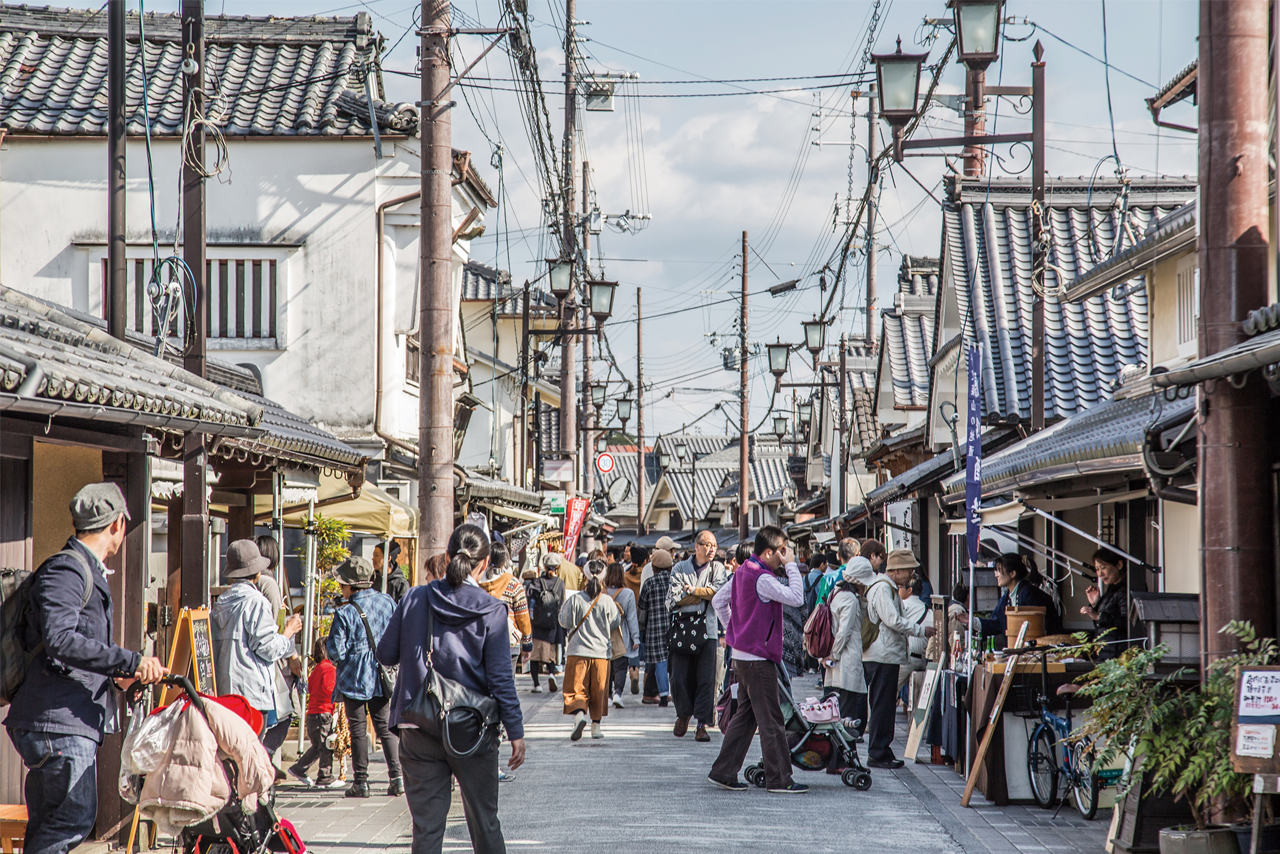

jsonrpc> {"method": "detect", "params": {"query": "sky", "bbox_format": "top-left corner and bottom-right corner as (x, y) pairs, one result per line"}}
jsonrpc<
(217, 0), (1201, 442)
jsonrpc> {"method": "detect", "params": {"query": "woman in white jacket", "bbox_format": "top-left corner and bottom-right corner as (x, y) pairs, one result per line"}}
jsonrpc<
(822, 559), (873, 754)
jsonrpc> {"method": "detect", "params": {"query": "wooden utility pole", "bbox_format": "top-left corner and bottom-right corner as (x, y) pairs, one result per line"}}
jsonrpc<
(419, 0), (454, 554)
(837, 333), (848, 517)
(107, 0), (126, 340)
(581, 160), (594, 498)
(636, 287), (645, 535)
(520, 279), (530, 489)
(558, 0), (578, 497)
(963, 68), (987, 177)
(1030, 44), (1046, 432)
(1199, 0), (1274, 657)
(866, 82), (878, 350)
(180, 0), (208, 609)
(739, 231), (750, 542)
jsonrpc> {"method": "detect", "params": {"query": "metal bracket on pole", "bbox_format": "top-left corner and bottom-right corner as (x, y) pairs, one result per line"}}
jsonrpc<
(415, 28), (516, 108)
(1022, 504), (1157, 573)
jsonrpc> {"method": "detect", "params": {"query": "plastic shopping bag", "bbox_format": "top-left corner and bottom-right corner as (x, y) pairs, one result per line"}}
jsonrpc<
(119, 698), (186, 802)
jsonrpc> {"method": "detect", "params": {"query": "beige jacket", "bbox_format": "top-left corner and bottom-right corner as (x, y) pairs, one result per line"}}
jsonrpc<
(138, 698), (275, 833)
(823, 588), (867, 693)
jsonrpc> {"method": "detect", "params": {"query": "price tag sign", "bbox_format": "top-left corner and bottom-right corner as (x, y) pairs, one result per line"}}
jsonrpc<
(1233, 666), (1280, 773)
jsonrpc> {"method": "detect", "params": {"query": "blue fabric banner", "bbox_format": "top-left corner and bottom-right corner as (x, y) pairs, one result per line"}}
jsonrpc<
(965, 345), (982, 566)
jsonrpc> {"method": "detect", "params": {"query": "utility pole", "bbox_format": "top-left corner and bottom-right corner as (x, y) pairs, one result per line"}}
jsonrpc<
(558, 0), (578, 497)
(419, 0), (454, 555)
(739, 231), (750, 543)
(636, 287), (645, 535)
(107, 0), (126, 341)
(866, 82), (878, 350)
(836, 333), (848, 517)
(1199, 0), (1274, 658)
(520, 279), (530, 489)
(581, 160), (594, 499)
(1030, 44), (1046, 432)
(963, 68), (987, 177)
(180, 0), (207, 608)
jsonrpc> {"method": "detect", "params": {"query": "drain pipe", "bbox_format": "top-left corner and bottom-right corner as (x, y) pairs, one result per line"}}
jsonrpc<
(374, 190), (422, 458)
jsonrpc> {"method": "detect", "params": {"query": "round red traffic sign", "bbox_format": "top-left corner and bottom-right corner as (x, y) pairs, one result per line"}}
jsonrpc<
(596, 452), (615, 474)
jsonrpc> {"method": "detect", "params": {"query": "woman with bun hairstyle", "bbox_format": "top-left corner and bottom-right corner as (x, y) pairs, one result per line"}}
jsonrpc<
(377, 523), (525, 854)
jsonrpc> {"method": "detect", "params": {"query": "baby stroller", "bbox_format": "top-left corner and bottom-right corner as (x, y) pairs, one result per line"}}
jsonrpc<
(130, 676), (306, 854)
(742, 666), (873, 791)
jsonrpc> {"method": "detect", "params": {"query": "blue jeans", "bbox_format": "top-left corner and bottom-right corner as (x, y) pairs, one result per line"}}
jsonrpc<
(6, 728), (99, 854)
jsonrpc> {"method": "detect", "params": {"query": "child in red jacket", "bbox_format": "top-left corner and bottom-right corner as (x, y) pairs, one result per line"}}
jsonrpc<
(288, 640), (343, 788)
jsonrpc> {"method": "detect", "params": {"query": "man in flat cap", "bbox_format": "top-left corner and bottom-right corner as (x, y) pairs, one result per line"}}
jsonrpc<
(326, 555), (401, 798)
(6, 482), (169, 854)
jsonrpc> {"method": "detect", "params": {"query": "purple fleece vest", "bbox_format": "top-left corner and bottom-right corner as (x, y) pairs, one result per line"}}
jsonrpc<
(725, 557), (783, 662)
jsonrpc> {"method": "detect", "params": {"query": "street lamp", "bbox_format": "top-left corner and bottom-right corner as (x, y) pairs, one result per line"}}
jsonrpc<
(676, 441), (688, 464)
(767, 338), (791, 378)
(617, 396), (633, 429)
(658, 446), (671, 469)
(590, 382), (606, 412)
(546, 258), (575, 300)
(597, 435), (608, 453)
(872, 37), (929, 161)
(950, 0), (1003, 70)
(772, 414), (788, 441)
(798, 399), (813, 425)
(803, 315), (825, 357)
(587, 279), (618, 322)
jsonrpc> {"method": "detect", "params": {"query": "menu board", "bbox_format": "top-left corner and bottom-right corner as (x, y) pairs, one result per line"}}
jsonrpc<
(1233, 666), (1280, 773)
(162, 607), (216, 705)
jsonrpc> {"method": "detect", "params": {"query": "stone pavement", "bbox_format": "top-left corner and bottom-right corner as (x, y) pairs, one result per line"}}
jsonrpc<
(269, 671), (1113, 854)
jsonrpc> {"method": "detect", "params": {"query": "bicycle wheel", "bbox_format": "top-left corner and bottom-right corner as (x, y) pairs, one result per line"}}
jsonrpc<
(1071, 738), (1101, 820)
(1027, 725), (1059, 808)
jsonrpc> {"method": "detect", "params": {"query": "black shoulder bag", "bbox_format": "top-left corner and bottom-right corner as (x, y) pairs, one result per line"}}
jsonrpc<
(402, 598), (500, 758)
(351, 601), (397, 700)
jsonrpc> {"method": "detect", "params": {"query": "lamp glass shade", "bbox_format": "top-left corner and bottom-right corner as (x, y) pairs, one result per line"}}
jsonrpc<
(547, 258), (574, 298)
(954, 0), (1002, 66)
(772, 415), (787, 437)
(597, 436), (608, 453)
(617, 397), (633, 423)
(657, 449), (671, 469)
(877, 56), (923, 118)
(798, 401), (813, 423)
(591, 383), (606, 407)
(588, 279), (617, 320)
(675, 441), (688, 462)
(767, 339), (790, 376)
(803, 317), (825, 353)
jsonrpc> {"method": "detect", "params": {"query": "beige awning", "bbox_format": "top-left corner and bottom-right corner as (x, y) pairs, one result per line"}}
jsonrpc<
(255, 473), (418, 539)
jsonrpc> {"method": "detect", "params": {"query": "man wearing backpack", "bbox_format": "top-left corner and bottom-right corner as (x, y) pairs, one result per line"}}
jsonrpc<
(862, 548), (935, 768)
(527, 553), (566, 693)
(5, 482), (168, 854)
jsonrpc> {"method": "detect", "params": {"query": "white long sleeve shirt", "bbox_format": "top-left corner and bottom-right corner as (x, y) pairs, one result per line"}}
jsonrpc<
(712, 562), (804, 661)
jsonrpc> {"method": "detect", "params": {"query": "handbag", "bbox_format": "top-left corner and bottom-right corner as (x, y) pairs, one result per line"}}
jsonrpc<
(402, 599), (500, 758)
(667, 602), (708, 655)
(607, 590), (627, 659)
(352, 602), (397, 699)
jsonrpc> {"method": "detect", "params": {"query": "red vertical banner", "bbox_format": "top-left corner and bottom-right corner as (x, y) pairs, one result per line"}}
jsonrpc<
(562, 496), (591, 557)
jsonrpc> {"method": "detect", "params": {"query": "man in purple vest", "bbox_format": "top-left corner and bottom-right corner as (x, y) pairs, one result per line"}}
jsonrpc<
(707, 526), (807, 793)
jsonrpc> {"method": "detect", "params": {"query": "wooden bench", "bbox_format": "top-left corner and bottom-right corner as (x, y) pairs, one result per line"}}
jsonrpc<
(0, 804), (25, 853)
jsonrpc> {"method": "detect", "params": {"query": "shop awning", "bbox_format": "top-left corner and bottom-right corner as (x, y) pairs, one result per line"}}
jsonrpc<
(478, 501), (555, 527)
(259, 473), (418, 539)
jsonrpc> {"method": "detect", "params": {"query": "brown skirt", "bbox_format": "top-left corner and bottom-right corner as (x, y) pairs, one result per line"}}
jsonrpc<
(562, 655), (610, 722)
(531, 638), (559, 664)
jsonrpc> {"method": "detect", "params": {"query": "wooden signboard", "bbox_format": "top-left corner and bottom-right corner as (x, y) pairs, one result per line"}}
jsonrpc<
(1232, 666), (1280, 774)
(962, 620), (1029, 807)
(162, 607), (216, 705)
(905, 661), (942, 762)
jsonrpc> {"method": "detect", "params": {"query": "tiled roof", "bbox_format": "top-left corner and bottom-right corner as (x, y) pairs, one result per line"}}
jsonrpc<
(0, 7), (415, 136)
(708, 444), (792, 504)
(941, 391), (1195, 498)
(1063, 200), (1197, 302)
(864, 428), (1014, 510)
(217, 390), (365, 470)
(0, 285), (260, 431)
(882, 255), (939, 408)
(461, 261), (557, 315)
(653, 433), (734, 461)
(944, 176), (1197, 421)
(598, 448), (657, 519)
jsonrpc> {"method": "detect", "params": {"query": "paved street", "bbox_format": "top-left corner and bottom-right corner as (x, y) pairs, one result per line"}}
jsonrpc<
(275, 673), (1112, 854)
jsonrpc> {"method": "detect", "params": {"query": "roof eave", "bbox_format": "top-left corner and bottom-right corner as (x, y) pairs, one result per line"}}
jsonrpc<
(1064, 220), (1197, 302)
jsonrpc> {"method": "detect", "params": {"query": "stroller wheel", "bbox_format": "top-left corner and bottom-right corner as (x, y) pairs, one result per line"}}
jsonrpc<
(845, 770), (872, 791)
(746, 765), (766, 788)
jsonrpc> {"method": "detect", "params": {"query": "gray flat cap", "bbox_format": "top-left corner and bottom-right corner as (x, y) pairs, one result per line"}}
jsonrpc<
(70, 482), (130, 531)
(334, 555), (375, 588)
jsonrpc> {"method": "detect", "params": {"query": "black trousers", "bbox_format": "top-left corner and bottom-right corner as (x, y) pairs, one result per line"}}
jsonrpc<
(294, 713), (336, 783)
(399, 726), (506, 854)
(530, 660), (559, 686)
(261, 713), (293, 755)
(822, 686), (868, 735)
(345, 696), (403, 783)
(668, 636), (717, 725)
(610, 656), (629, 697)
(709, 659), (793, 789)
(863, 660), (901, 762)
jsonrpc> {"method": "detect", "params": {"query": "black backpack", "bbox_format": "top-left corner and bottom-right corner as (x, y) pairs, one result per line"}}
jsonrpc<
(529, 580), (560, 631)
(0, 549), (94, 706)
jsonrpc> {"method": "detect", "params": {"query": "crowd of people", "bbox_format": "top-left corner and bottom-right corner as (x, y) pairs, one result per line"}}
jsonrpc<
(6, 480), (1135, 854)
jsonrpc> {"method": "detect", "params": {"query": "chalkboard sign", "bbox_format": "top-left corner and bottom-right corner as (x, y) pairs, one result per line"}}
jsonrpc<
(163, 607), (216, 704)
(1232, 665), (1280, 774)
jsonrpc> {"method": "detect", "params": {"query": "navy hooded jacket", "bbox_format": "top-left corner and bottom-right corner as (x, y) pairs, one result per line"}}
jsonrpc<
(376, 578), (524, 740)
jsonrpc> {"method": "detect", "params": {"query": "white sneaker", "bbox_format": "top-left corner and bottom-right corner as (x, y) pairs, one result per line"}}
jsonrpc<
(570, 711), (587, 741)
(547, 675), (558, 692)
(531, 684), (543, 693)
(612, 694), (624, 709)
(591, 721), (603, 739)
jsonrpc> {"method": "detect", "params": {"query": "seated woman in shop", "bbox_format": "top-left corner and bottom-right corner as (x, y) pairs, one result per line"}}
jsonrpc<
(954, 553), (1061, 642)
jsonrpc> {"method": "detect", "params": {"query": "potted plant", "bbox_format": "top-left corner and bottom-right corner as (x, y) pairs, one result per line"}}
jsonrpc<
(1077, 622), (1277, 854)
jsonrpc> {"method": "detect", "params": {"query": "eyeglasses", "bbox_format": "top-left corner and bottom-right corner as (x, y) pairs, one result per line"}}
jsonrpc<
(697, 541), (716, 549)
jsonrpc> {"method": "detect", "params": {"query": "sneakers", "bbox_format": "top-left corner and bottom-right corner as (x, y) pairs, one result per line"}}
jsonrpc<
(673, 717), (690, 738)
(708, 775), (749, 791)
(531, 684), (543, 693)
(767, 782), (809, 794)
(659, 696), (670, 708)
(547, 675), (558, 693)
(286, 766), (313, 787)
(315, 778), (345, 789)
(695, 724), (710, 742)
(612, 694), (624, 709)
(345, 782), (371, 798)
(591, 721), (603, 739)
(570, 711), (587, 742)
(498, 770), (515, 782)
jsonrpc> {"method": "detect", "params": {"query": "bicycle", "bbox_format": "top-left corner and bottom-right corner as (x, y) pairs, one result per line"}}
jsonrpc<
(1018, 645), (1107, 820)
